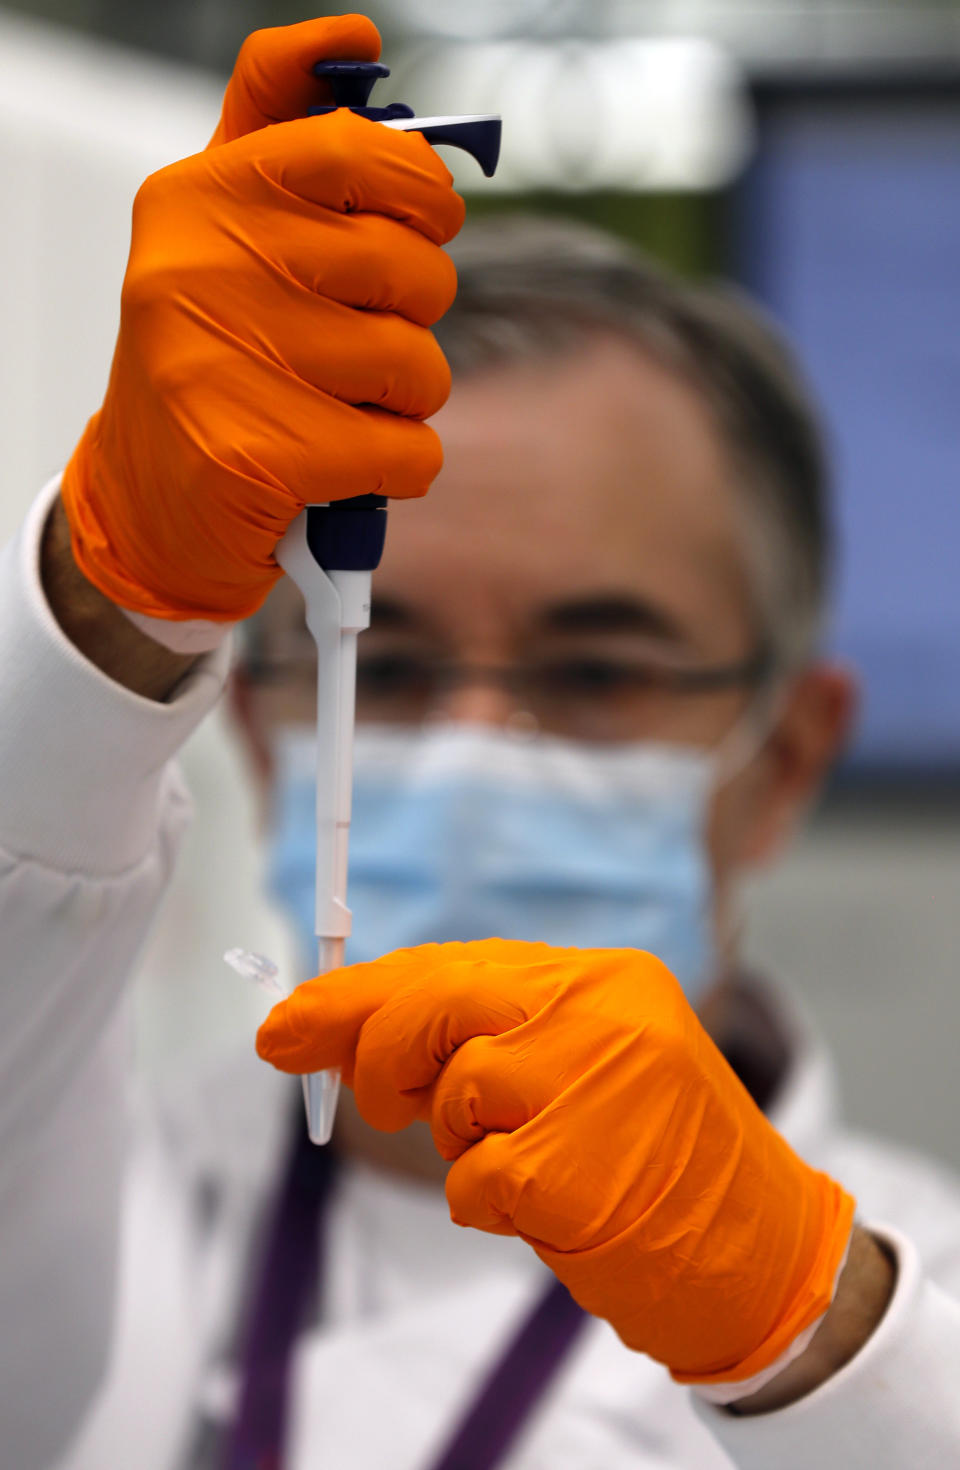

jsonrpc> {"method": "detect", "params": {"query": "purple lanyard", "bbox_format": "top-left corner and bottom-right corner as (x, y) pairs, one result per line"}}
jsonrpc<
(220, 1113), (587, 1470)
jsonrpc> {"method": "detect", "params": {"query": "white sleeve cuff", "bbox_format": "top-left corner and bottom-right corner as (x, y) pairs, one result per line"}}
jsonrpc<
(120, 605), (231, 654)
(697, 1224), (960, 1470)
(693, 1230), (854, 1406)
(0, 477), (232, 875)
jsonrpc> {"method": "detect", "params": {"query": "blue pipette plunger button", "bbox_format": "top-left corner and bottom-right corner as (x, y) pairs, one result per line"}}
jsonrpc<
(313, 59), (391, 107)
(309, 60), (414, 122)
(306, 495), (387, 573)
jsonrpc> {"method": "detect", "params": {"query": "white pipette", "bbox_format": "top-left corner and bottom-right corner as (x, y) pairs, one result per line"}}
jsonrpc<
(274, 515), (374, 1141)
(269, 61), (500, 1145)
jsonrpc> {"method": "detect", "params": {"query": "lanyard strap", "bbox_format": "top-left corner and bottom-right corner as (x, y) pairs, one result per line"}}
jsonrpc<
(220, 1111), (338, 1470)
(423, 1275), (587, 1470)
(220, 1112), (587, 1470)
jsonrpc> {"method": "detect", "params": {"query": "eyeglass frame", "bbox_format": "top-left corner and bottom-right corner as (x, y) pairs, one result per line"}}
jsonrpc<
(242, 639), (777, 728)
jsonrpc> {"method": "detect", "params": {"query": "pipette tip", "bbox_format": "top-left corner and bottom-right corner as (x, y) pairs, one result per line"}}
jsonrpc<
(304, 1069), (342, 1145)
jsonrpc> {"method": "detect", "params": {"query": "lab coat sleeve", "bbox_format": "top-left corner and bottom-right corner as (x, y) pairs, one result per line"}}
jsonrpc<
(696, 1223), (960, 1467)
(0, 478), (231, 1470)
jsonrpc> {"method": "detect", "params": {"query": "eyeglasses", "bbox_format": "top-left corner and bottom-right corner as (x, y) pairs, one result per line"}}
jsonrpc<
(245, 644), (774, 743)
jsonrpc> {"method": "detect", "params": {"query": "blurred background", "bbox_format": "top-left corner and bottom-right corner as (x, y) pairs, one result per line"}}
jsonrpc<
(1, 1), (959, 1166)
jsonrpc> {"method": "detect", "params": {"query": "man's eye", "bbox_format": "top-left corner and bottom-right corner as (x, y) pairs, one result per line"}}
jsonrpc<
(535, 659), (647, 696)
(356, 654), (431, 697)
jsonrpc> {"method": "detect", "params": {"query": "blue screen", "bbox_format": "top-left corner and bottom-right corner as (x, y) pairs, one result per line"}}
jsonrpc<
(736, 96), (960, 771)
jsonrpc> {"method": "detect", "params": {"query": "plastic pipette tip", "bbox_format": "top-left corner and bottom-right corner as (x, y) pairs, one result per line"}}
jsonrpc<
(226, 950), (339, 1145)
(304, 1069), (342, 1145)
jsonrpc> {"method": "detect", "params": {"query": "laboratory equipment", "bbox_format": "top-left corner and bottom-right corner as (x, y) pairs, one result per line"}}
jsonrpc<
(224, 947), (287, 999)
(274, 60), (501, 1143)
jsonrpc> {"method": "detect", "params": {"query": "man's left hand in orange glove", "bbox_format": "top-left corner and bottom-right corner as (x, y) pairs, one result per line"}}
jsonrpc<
(256, 939), (868, 1402)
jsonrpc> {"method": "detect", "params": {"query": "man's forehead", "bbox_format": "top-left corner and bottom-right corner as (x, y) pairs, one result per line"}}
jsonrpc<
(402, 340), (735, 535)
(376, 337), (756, 652)
(256, 336), (757, 657)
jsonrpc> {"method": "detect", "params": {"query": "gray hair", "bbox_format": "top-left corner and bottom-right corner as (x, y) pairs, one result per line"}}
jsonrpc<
(435, 215), (831, 668)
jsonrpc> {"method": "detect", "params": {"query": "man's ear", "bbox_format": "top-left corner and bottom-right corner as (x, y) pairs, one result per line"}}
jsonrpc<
(738, 663), (859, 866)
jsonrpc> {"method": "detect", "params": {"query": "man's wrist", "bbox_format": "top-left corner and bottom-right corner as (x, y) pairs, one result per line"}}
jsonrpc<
(727, 1226), (897, 1416)
(41, 494), (199, 702)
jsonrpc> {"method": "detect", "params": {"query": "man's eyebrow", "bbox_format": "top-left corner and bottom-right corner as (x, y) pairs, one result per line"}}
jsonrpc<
(370, 596), (416, 628)
(536, 594), (686, 643)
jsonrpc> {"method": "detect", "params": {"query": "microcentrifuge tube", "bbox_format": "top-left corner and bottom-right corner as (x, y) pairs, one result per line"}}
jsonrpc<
(223, 948), (287, 998)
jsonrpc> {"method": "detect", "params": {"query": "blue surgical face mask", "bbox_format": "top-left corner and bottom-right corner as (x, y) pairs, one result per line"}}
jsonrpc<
(265, 722), (721, 1003)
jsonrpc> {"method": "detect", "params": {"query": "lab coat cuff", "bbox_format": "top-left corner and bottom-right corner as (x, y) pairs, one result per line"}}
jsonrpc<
(695, 1223), (960, 1469)
(691, 1227), (853, 1405)
(0, 476), (232, 875)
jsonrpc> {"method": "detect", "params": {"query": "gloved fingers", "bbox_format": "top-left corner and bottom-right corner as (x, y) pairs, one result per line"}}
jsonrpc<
(210, 15), (382, 145)
(224, 111), (466, 246)
(256, 942), (549, 1105)
(256, 945), (448, 1077)
(330, 403), (444, 500)
(433, 1035), (670, 1249)
(256, 941), (563, 1082)
(67, 394), (429, 625)
(445, 1129), (526, 1236)
(86, 392), (446, 626)
(264, 208), (458, 326)
(132, 144), (459, 328)
(444, 1102), (627, 1252)
(351, 971), (530, 1131)
(141, 332), (446, 506)
(428, 1030), (578, 1161)
(244, 383), (446, 504)
(255, 976), (364, 1080)
(232, 290), (453, 420)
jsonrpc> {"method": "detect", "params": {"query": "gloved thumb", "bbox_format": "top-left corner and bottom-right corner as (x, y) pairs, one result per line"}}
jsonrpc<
(209, 14), (382, 146)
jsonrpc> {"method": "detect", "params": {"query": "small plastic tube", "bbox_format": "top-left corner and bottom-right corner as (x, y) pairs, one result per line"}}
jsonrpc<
(224, 947), (287, 998)
(225, 948), (340, 1144)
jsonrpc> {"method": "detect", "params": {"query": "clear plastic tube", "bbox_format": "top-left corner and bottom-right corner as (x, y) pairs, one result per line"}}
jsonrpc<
(223, 947), (287, 998)
(225, 949), (341, 1144)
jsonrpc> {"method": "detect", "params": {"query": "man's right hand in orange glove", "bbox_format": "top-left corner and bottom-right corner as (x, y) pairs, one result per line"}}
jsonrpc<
(59, 15), (464, 635)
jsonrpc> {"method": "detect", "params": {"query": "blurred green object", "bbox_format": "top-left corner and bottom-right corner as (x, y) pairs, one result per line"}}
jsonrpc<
(464, 189), (723, 278)
(3, 0), (722, 278)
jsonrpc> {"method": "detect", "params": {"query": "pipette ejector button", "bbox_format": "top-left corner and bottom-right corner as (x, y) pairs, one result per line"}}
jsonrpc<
(309, 59), (501, 178)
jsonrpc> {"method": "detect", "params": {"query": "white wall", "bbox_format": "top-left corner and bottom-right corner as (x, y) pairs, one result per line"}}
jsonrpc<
(0, 13), (219, 538)
(0, 13), (287, 1071)
(747, 794), (960, 1172)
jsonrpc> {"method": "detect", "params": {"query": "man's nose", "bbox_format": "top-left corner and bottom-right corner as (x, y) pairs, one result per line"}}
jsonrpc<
(434, 680), (519, 729)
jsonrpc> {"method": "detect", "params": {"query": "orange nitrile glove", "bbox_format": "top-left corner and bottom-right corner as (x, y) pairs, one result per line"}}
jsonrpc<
(256, 940), (856, 1388)
(61, 15), (465, 626)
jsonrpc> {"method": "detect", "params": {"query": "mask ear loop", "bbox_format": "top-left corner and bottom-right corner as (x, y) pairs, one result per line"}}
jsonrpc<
(706, 667), (791, 986)
(711, 669), (788, 788)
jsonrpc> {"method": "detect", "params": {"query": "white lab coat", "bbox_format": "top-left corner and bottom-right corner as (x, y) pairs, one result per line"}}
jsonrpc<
(4, 481), (960, 1470)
